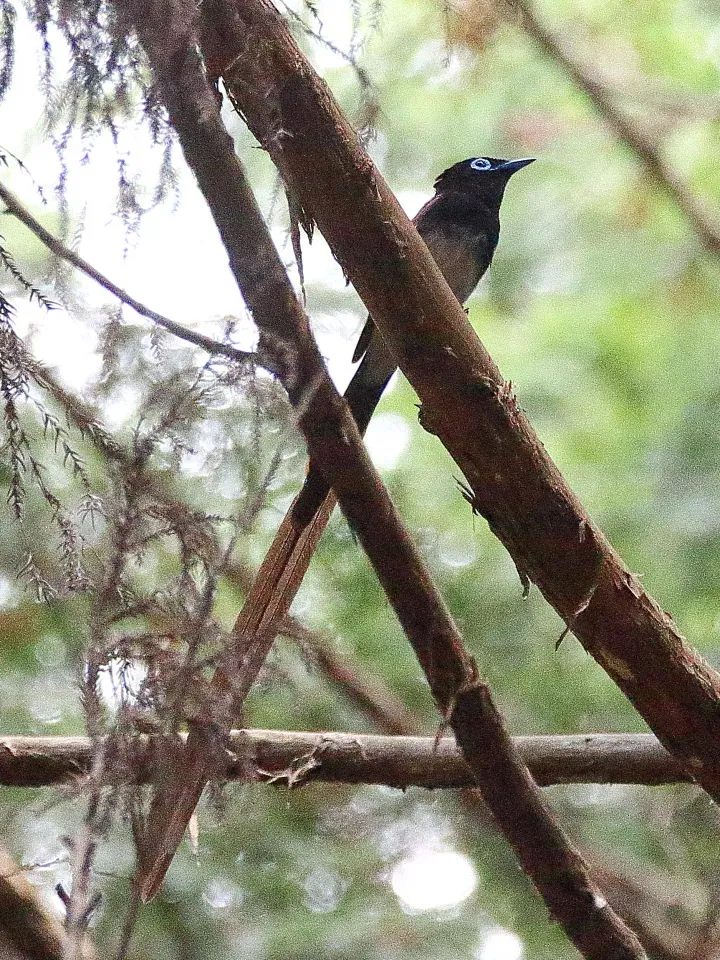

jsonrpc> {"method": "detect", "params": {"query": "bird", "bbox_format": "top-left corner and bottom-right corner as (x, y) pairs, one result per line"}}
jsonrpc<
(136, 155), (534, 902)
(291, 155), (535, 525)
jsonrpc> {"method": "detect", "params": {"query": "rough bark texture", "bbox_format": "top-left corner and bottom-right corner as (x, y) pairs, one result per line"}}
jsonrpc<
(200, 0), (720, 803)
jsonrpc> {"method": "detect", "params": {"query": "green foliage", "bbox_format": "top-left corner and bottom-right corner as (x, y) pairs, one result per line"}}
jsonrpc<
(0, 0), (718, 956)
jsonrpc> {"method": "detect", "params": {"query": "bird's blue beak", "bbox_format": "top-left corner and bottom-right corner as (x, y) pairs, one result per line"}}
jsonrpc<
(497, 158), (535, 174)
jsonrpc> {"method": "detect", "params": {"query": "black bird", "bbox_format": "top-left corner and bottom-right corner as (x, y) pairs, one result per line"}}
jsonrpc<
(293, 155), (534, 523)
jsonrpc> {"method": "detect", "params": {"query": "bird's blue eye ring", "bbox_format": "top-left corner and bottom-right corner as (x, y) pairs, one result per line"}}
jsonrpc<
(470, 157), (492, 171)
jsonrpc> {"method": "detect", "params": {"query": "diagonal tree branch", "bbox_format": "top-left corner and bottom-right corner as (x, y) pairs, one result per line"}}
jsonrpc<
(0, 180), (255, 364)
(200, 0), (720, 808)
(115, 3), (646, 955)
(499, 0), (720, 255)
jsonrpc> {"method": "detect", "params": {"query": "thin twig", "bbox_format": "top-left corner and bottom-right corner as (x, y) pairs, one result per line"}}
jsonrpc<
(0, 179), (256, 363)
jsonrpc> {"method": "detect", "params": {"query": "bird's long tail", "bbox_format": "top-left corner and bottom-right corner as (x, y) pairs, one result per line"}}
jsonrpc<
(226, 327), (396, 693)
(137, 331), (395, 902)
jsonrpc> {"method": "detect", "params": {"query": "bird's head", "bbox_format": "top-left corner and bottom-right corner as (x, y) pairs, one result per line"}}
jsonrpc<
(434, 156), (535, 201)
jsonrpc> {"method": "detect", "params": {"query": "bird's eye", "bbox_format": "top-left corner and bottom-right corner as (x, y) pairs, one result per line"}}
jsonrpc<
(470, 157), (492, 171)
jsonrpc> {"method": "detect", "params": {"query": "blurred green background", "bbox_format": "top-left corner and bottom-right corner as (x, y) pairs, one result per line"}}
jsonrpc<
(1, 0), (720, 956)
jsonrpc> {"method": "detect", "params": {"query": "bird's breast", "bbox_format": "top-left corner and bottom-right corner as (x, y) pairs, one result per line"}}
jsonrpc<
(420, 226), (493, 305)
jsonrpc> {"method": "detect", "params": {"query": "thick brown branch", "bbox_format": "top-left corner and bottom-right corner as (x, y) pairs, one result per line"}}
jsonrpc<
(0, 180), (255, 364)
(0, 731), (690, 789)
(503, 0), (720, 256)
(118, 4), (644, 955)
(201, 0), (720, 810)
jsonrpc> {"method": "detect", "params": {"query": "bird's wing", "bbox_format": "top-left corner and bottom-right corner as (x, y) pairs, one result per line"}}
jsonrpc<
(351, 193), (439, 365)
(352, 314), (375, 363)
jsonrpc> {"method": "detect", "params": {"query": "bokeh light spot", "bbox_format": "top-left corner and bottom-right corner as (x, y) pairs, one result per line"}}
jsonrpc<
(391, 850), (477, 911)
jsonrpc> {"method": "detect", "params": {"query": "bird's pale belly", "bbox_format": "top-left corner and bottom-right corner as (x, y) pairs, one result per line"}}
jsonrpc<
(422, 229), (489, 304)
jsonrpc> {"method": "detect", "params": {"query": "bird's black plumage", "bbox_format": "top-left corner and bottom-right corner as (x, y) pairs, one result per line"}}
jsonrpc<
(293, 155), (534, 523)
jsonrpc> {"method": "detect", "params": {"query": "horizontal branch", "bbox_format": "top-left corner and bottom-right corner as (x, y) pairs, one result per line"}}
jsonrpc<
(0, 730), (690, 789)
